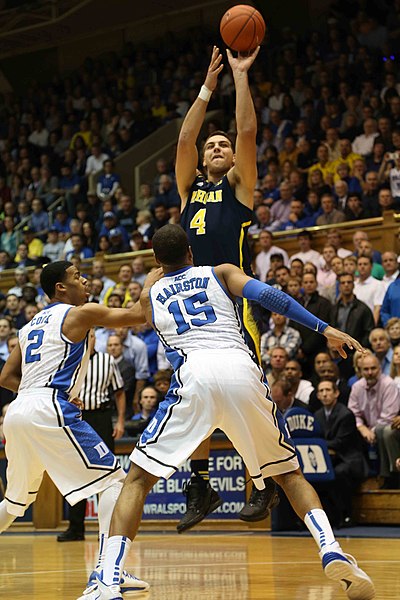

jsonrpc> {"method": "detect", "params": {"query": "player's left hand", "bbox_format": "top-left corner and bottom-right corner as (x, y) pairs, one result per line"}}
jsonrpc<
(323, 325), (365, 359)
(70, 397), (84, 410)
(143, 267), (163, 288)
(226, 46), (260, 73)
(113, 420), (125, 440)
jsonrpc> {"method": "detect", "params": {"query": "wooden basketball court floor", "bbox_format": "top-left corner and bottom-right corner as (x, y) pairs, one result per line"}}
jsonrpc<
(0, 532), (398, 599)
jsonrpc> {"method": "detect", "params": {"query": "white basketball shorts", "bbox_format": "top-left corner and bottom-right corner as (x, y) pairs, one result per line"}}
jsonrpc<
(131, 349), (299, 488)
(3, 388), (125, 516)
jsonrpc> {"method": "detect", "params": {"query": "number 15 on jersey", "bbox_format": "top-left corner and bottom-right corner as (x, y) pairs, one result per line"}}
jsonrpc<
(168, 291), (216, 334)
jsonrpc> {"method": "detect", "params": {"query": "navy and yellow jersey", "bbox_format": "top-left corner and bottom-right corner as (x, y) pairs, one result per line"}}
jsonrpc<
(181, 174), (260, 363)
(180, 174), (254, 276)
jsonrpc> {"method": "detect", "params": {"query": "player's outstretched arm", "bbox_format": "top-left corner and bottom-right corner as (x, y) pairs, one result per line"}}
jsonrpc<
(63, 302), (146, 342)
(176, 46), (223, 208)
(226, 47), (259, 208)
(64, 269), (163, 342)
(214, 263), (364, 358)
(0, 343), (22, 392)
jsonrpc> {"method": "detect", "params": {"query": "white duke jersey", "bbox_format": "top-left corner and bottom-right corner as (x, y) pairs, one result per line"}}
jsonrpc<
(18, 302), (90, 399)
(150, 266), (251, 369)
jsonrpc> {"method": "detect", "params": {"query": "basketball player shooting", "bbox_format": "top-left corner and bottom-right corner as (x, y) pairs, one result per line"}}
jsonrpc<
(177, 44), (279, 531)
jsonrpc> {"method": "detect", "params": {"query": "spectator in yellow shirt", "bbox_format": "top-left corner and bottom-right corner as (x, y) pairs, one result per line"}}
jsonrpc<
(15, 227), (44, 261)
(331, 138), (362, 173)
(308, 145), (335, 185)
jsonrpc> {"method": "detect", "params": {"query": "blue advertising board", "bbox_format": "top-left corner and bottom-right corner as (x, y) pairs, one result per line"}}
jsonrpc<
(83, 447), (246, 521)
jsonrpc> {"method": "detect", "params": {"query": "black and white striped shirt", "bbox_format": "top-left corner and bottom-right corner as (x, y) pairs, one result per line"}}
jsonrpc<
(80, 351), (124, 411)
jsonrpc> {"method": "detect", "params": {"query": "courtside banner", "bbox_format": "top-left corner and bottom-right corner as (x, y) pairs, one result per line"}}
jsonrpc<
(83, 448), (246, 521)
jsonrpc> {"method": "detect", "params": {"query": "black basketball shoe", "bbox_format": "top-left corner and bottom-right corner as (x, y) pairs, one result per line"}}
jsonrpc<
(177, 479), (223, 534)
(239, 477), (279, 522)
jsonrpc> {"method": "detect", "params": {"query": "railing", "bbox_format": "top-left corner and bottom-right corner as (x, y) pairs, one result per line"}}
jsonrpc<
(0, 211), (398, 293)
(11, 195), (65, 246)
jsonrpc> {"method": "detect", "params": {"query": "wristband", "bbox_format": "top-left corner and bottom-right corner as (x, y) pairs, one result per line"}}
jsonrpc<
(198, 85), (212, 102)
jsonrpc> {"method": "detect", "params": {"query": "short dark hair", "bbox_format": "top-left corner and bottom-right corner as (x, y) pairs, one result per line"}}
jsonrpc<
(270, 253), (284, 262)
(338, 272), (354, 282)
(40, 261), (72, 298)
(317, 378), (338, 392)
(297, 229), (312, 239)
(357, 254), (372, 265)
(152, 224), (189, 266)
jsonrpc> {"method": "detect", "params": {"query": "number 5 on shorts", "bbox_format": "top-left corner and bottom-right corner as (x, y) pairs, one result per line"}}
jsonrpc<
(190, 208), (206, 235)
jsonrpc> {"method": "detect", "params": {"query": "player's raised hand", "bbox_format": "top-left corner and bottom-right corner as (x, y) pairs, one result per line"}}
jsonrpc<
(323, 325), (365, 359)
(226, 46), (260, 74)
(142, 267), (164, 289)
(204, 46), (224, 91)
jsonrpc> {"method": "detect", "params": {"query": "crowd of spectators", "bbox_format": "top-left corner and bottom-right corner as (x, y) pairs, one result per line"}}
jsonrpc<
(1, 0), (400, 523)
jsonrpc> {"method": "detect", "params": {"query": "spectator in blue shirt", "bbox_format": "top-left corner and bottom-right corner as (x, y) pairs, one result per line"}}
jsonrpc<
(52, 206), (72, 236)
(381, 279), (400, 326)
(30, 198), (49, 239)
(52, 163), (81, 217)
(135, 323), (160, 377)
(96, 159), (121, 201)
(99, 211), (129, 246)
(65, 233), (94, 261)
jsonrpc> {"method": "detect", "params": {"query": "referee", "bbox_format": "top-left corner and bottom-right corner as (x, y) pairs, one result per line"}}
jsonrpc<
(57, 329), (126, 542)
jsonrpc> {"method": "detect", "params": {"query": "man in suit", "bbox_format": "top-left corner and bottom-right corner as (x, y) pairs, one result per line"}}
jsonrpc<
(315, 379), (368, 527)
(291, 272), (332, 377)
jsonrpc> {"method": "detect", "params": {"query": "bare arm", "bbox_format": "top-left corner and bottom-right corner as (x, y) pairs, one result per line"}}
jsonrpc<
(113, 388), (126, 440)
(378, 155), (391, 184)
(64, 269), (163, 343)
(176, 47), (223, 208)
(0, 343), (22, 393)
(226, 47), (259, 209)
(63, 302), (145, 343)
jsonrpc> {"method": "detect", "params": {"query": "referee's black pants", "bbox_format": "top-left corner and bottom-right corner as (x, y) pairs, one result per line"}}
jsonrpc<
(68, 408), (114, 534)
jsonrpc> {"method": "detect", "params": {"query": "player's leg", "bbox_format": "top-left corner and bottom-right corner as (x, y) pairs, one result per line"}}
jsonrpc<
(84, 466), (157, 600)
(57, 500), (86, 542)
(0, 501), (18, 533)
(238, 298), (279, 522)
(274, 469), (375, 599)
(177, 436), (222, 534)
(1, 400), (45, 531)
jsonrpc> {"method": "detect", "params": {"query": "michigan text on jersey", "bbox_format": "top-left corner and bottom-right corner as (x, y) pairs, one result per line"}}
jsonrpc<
(190, 189), (223, 204)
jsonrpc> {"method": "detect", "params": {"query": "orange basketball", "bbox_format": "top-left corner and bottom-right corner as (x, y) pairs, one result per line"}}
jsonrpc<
(220, 4), (266, 52)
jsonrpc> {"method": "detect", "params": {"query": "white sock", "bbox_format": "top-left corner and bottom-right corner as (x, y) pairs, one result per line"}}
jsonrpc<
(304, 509), (338, 552)
(97, 482), (122, 571)
(0, 501), (17, 533)
(102, 535), (131, 586)
(95, 533), (108, 571)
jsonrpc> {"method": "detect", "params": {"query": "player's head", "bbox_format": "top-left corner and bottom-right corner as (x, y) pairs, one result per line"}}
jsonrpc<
(40, 260), (89, 305)
(152, 224), (192, 269)
(202, 131), (235, 176)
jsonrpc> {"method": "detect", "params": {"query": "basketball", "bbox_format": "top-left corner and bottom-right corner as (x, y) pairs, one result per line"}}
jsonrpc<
(220, 5), (266, 53)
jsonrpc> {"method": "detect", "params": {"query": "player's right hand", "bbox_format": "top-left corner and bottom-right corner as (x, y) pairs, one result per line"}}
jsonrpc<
(204, 46), (224, 91)
(323, 325), (365, 359)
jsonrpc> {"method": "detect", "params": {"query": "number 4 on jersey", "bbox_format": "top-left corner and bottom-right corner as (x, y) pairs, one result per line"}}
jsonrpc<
(190, 208), (206, 235)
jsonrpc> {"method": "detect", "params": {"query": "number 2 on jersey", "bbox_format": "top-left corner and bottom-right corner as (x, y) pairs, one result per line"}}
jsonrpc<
(168, 292), (216, 334)
(190, 208), (206, 235)
(25, 329), (44, 363)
